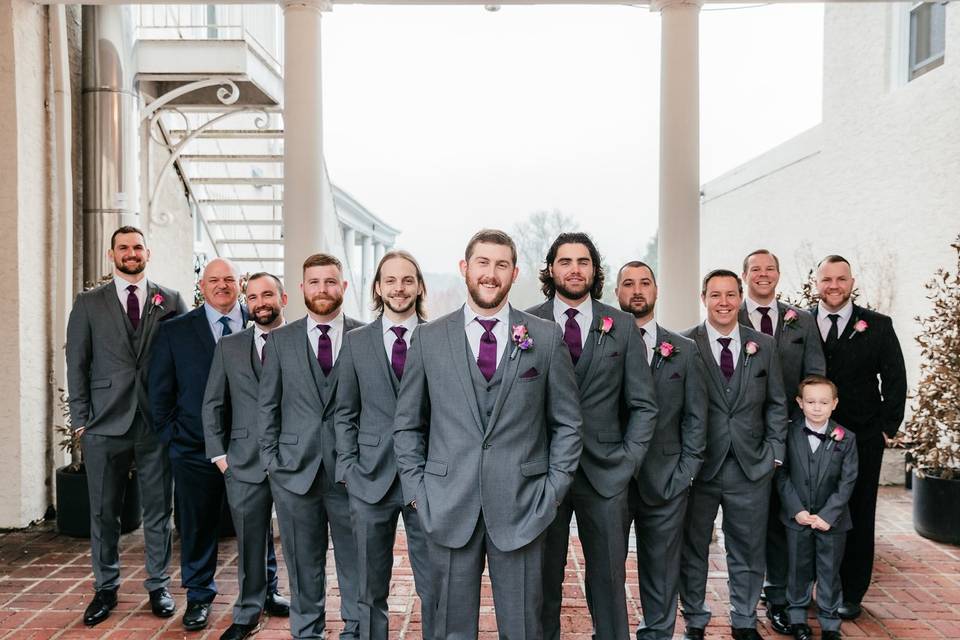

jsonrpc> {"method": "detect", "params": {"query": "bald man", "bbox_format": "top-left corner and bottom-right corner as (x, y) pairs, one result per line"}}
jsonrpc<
(150, 259), (250, 632)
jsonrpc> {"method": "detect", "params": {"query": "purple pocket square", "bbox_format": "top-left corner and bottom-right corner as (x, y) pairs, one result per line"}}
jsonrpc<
(607, 351), (620, 357)
(520, 367), (540, 379)
(669, 372), (681, 380)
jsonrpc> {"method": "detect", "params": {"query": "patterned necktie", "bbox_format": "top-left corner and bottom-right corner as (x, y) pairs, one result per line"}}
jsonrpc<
(563, 308), (582, 365)
(825, 313), (840, 352)
(260, 333), (269, 364)
(476, 318), (498, 382)
(218, 316), (233, 341)
(316, 324), (332, 375)
(390, 326), (408, 380)
(126, 284), (140, 330)
(757, 306), (774, 336)
(718, 337), (735, 381)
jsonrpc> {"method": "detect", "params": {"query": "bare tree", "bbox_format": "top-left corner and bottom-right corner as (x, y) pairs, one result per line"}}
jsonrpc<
(511, 209), (579, 276)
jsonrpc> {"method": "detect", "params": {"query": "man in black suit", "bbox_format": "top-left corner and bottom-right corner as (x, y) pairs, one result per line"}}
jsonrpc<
(813, 255), (906, 620)
(739, 249), (825, 634)
(66, 226), (188, 626)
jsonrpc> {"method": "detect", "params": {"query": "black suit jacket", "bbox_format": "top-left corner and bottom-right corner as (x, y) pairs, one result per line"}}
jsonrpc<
(813, 304), (907, 441)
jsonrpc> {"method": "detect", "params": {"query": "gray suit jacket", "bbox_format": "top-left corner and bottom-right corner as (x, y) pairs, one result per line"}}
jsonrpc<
(258, 315), (364, 495)
(527, 299), (658, 498)
(393, 306), (583, 552)
(202, 327), (268, 484)
(66, 280), (187, 435)
(683, 323), (789, 483)
(335, 316), (423, 504)
(776, 417), (858, 532)
(634, 326), (709, 506)
(738, 301), (825, 402)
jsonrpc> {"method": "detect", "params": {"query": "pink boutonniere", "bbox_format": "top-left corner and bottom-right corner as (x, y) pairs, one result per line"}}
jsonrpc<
(150, 292), (165, 313)
(597, 316), (614, 345)
(831, 425), (846, 442)
(782, 308), (799, 327)
(510, 323), (534, 360)
(744, 340), (759, 362)
(850, 319), (868, 339)
(656, 341), (677, 369)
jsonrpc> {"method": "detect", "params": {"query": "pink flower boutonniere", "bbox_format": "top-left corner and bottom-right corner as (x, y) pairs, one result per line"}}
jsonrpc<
(510, 323), (534, 360)
(782, 308), (799, 328)
(150, 292), (165, 313)
(831, 425), (846, 442)
(850, 319), (868, 339)
(656, 341), (677, 369)
(597, 316), (614, 345)
(744, 340), (759, 362)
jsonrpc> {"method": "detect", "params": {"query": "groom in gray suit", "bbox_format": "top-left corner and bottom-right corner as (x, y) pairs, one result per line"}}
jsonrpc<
(259, 253), (363, 640)
(739, 249), (825, 635)
(335, 250), (435, 640)
(66, 226), (188, 626)
(679, 269), (789, 640)
(394, 229), (583, 639)
(615, 261), (707, 640)
(203, 272), (291, 640)
(527, 234), (658, 640)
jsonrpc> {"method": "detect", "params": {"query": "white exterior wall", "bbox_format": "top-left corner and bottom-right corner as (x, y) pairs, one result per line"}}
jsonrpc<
(701, 2), (960, 393)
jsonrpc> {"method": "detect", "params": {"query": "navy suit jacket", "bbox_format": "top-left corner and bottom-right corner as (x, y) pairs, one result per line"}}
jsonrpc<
(149, 304), (248, 459)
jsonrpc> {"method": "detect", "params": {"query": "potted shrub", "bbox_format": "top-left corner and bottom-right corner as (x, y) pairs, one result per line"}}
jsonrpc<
(54, 389), (142, 538)
(903, 236), (960, 545)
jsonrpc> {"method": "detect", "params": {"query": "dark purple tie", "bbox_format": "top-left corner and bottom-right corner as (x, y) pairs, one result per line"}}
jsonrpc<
(126, 285), (140, 330)
(260, 333), (268, 364)
(757, 306), (774, 336)
(317, 324), (332, 375)
(476, 318), (498, 382)
(563, 308), (582, 365)
(718, 337), (735, 381)
(390, 326), (408, 380)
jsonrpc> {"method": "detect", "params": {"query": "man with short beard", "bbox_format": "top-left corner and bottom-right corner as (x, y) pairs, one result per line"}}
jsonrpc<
(259, 253), (363, 640)
(615, 261), (707, 640)
(335, 250), (435, 640)
(813, 255), (906, 621)
(202, 273), (292, 640)
(526, 234), (658, 640)
(394, 229), (583, 639)
(66, 226), (188, 627)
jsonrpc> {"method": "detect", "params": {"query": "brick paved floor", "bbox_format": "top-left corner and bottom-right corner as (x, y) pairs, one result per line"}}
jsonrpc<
(1, 487), (957, 639)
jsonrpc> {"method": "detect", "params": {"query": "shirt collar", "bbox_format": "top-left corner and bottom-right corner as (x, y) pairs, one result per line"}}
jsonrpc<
(383, 313), (418, 337)
(745, 296), (777, 315)
(255, 320), (284, 341)
(463, 302), (511, 329)
(637, 318), (657, 338)
(204, 302), (242, 326)
(553, 296), (591, 318)
(114, 275), (146, 294)
(805, 418), (829, 434)
(310, 311), (344, 332)
(705, 321), (741, 346)
(824, 299), (854, 323)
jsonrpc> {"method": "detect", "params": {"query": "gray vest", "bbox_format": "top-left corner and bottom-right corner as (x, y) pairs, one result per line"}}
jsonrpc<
(718, 356), (745, 459)
(466, 339), (506, 431)
(805, 439), (828, 509)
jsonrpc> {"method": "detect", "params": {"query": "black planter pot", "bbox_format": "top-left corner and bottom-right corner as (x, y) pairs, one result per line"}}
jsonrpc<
(55, 466), (143, 538)
(913, 471), (960, 545)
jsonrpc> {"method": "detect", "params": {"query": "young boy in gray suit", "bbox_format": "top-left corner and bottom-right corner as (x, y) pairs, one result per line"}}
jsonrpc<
(776, 375), (858, 640)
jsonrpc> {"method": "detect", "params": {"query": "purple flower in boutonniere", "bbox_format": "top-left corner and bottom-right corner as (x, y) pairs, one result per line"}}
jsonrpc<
(656, 341), (677, 369)
(782, 308), (799, 328)
(597, 316), (614, 346)
(744, 340), (759, 362)
(850, 319), (868, 338)
(510, 323), (534, 360)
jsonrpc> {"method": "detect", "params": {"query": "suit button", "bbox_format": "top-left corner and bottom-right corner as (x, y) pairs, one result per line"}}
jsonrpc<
(725, 388), (731, 393)
(487, 386), (492, 392)
(486, 410), (492, 416)
(482, 442), (491, 449)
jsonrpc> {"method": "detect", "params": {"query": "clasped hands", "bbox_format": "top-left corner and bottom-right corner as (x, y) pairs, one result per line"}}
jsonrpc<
(794, 510), (831, 531)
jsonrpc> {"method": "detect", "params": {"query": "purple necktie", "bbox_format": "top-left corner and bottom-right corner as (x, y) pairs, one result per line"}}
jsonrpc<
(718, 337), (735, 381)
(126, 285), (140, 330)
(390, 326), (408, 380)
(476, 318), (498, 382)
(317, 324), (332, 376)
(260, 333), (268, 364)
(563, 308), (582, 365)
(757, 306), (774, 336)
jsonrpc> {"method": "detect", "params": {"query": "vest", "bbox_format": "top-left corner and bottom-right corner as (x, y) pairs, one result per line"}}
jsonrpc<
(465, 339), (506, 431)
(804, 438), (829, 511)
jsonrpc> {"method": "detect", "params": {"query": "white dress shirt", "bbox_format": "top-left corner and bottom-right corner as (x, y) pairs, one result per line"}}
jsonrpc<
(817, 300), (853, 341)
(745, 296), (779, 335)
(705, 322), (742, 371)
(382, 313), (419, 362)
(114, 275), (146, 317)
(463, 303), (511, 368)
(552, 297), (593, 348)
(204, 303), (243, 343)
(637, 318), (657, 366)
(308, 311), (345, 364)
(806, 419), (829, 453)
(255, 322), (285, 360)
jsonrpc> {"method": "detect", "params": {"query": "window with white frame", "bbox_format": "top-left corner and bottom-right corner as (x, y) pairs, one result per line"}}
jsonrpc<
(909, 1), (947, 81)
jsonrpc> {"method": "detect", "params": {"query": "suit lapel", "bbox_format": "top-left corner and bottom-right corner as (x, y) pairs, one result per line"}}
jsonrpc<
(730, 334), (751, 410)
(578, 300), (608, 388)
(136, 282), (166, 360)
(249, 331), (262, 381)
(694, 324), (732, 408)
(192, 307), (216, 361)
(447, 311), (484, 434)
(775, 301), (789, 344)
(486, 307), (523, 434)
(99, 284), (137, 360)
(817, 419), (841, 487)
(302, 321), (327, 402)
(652, 325), (669, 378)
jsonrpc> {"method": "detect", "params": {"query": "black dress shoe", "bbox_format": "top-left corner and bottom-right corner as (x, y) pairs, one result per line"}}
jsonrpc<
(149, 587), (176, 618)
(219, 620), (262, 640)
(682, 628), (705, 640)
(83, 589), (118, 627)
(731, 628), (762, 640)
(821, 631), (842, 640)
(183, 601), (211, 631)
(767, 604), (792, 635)
(264, 591), (290, 617)
(837, 601), (862, 620)
(791, 623), (813, 640)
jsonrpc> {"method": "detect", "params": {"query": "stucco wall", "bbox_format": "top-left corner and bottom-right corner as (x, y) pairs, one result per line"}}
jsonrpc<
(701, 3), (960, 395)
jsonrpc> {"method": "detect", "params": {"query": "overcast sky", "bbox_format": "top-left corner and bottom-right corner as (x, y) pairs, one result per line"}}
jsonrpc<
(321, 3), (825, 276)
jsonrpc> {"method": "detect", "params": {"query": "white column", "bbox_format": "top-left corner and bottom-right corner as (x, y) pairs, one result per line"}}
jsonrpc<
(282, 0), (331, 319)
(374, 240), (385, 265)
(361, 234), (374, 288)
(654, 0), (702, 330)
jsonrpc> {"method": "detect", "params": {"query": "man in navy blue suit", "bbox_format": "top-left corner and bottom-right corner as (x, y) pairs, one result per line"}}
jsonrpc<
(150, 258), (287, 632)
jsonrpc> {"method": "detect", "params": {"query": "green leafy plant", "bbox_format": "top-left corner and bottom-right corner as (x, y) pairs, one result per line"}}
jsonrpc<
(54, 387), (83, 472)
